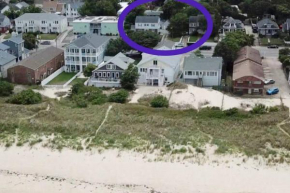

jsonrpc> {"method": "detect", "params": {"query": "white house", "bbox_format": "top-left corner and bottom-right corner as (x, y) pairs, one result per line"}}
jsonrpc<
(88, 52), (135, 88)
(183, 54), (223, 87)
(15, 13), (68, 34)
(135, 16), (161, 33)
(64, 34), (111, 72)
(137, 46), (183, 86)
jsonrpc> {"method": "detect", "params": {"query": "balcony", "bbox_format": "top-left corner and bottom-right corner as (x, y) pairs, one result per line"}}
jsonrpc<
(146, 69), (163, 79)
(90, 77), (120, 83)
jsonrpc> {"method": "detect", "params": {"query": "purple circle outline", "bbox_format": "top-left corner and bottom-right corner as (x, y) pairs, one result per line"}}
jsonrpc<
(118, 0), (213, 56)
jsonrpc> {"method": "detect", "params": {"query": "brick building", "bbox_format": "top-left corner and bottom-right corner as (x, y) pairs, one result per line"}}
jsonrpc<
(7, 46), (64, 85)
(233, 46), (265, 95)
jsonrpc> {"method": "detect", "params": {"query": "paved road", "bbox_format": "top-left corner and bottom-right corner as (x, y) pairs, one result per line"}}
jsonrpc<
(262, 58), (290, 99)
(253, 46), (280, 58)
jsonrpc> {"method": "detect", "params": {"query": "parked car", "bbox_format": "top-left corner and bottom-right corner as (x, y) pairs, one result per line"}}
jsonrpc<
(199, 46), (212, 50)
(264, 79), (275, 85)
(40, 41), (51, 45)
(266, 88), (279, 95)
(268, 45), (279, 49)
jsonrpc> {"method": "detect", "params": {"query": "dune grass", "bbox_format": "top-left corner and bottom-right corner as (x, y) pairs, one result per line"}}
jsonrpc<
(0, 97), (290, 161)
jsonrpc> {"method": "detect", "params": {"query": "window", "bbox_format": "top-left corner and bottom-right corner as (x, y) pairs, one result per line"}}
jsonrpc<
(87, 57), (91, 62)
(55, 21), (59, 24)
(116, 72), (119, 78)
(237, 80), (243, 84)
(107, 64), (112, 69)
(92, 49), (96, 53)
(87, 49), (90, 53)
(161, 69), (164, 73)
(210, 72), (215, 76)
(99, 72), (102, 77)
(188, 71), (192, 75)
(253, 81), (261, 84)
(151, 24), (155, 27)
(192, 71), (196, 76)
(82, 57), (86, 62)
(153, 60), (157, 65)
(253, 89), (260, 93)
(103, 72), (106, 77)
(185, 71), (188, 75)
(107, 72), (110, 77)
(82, 49), (86, 53)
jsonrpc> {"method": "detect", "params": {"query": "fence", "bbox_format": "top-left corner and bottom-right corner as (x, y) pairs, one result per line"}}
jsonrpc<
(41, 67), (64, 86)
(63, 71), (82, 87)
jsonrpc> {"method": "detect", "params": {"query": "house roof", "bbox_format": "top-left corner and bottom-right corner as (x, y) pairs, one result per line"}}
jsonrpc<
(257, 18), (279, 29)
(71, 34), (110, 48)
(0, 13), (8, 22)
(234, 46), (262, 65)
(0, 42), (10, 50)
(95, 52), (135, 71)
(3, 34), (24, 44)
(0, 51), (16, 66)
(223, 17), (244, 29)
(16, 2), (29, 8)
(15, 13), (66, 21)
(144, 10), (163, 16)
(12, 46), (63, 70)
(137, 46), (181, 69)
(233, 60), (264, 81)
(135, 16), (160, 23)
(0, 2), (8, 10)
(189, 15), (204, 23)
(184, 55), (223, 71)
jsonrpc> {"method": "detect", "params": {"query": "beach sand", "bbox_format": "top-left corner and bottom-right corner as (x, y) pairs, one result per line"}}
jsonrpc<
(1, 146), (290, 193)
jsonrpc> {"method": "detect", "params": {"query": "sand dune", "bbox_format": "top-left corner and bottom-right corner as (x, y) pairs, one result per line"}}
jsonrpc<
(1, 146), (290, 193)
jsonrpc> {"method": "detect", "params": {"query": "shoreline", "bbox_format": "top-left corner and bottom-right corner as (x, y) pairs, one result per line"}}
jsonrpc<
(1, 146), (290, 193)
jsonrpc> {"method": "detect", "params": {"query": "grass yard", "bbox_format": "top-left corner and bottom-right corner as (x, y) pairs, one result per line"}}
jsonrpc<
(260, 38), (284, 46)
(3, 33), (11, 39)
(0, 95), (290, 163)
(69, 78), (88, 86)
(168, 36), (182, 42)
(38, 33), (58, 40)
(189, 35), (216, 42)
(47, 72), (76, 85)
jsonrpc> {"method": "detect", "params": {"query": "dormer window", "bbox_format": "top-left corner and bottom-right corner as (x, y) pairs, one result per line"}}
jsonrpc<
(153, 60), (157, 65)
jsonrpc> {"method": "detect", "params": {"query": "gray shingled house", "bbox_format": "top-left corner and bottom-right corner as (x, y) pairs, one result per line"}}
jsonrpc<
(0, 51), (16, 78)
(183, 54), (223, 87)
(257, 18), (279, 36)
(135, 16), (161, 33)
(88, 52), (135, 87)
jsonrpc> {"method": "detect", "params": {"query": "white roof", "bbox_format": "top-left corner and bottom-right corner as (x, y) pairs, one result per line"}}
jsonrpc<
(15, 13), (66, 21)
(117, 2), (128, 15)
(73, 16), (118, 23)
(137, 47), (182, 69)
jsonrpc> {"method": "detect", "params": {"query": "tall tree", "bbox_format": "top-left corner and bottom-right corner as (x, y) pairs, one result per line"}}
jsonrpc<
(121, 64), (139, 90)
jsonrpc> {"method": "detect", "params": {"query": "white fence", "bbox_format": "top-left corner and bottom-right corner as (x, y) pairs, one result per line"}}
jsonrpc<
(41, 67), (64, 86)
(63, 71), (82, 87)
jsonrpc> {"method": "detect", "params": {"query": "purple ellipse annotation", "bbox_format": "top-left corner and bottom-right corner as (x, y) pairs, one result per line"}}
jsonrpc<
(118, 0), (214, 56)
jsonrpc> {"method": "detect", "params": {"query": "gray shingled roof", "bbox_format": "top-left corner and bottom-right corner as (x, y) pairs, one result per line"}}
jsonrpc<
(184, 55), (223, 71)
(0, 13), (7, 22)
(16, 13), (66, 21)
(71, 34), (111, 48)
(14, 46), (63, 70)
(0, 43), (10, 50)
(0, 51), (16, 66)
(3, 34), (24, 44)
(257, 18), (279, 29)
(135, 16), (159, 23)
(95, 52), (135, 71)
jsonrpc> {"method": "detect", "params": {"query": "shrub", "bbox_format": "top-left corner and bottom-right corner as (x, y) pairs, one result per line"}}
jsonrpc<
(7, 89), (42, 105)
(269, 106), (279, 112)
(224, 108), (239, 116)
(74, 96), (88, 108)
(87, 90), (107, 105)
(0, 80), (14, 96)
(150, 95), (169, 108)
(251, 104), (268, 114)
(108, 89), (129, 104)
(83, 64), (97, 77)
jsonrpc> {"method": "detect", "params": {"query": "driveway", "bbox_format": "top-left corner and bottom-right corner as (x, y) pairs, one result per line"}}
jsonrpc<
(262, 58), (290, 99)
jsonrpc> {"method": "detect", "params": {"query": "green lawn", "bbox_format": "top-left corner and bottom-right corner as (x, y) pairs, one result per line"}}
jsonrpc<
(38, 33), (58, 40)
(48, 72), (76, 85)
(168, 36), (182, 42)
(189, 35), (216, 42)
(260, 38), (284, 46)
(3, 34), (11, 39)
(69, 78), (88, 86)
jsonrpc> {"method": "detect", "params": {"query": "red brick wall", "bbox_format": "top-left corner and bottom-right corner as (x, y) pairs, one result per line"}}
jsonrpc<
(7, 52), (64, 85)
(233, 76), (264, 95)
(7, 66), (35, 85)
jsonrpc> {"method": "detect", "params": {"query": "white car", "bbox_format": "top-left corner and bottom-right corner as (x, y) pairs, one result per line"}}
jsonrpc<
(264, 79), (275, 85)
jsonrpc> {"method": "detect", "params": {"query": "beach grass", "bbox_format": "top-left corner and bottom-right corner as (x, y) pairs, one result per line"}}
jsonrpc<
(0, 97), (289, 160)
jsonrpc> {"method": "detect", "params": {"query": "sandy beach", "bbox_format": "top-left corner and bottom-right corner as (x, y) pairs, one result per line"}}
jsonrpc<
(1, 146), (290, 193)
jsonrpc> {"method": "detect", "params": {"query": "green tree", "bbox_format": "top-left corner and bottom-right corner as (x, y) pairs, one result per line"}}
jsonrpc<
(23, 33), (38, 50)
(83, 63), (97, 77)
(120, 64), (139, 90)
(125, 5), (146, 25)
(129, 31), (160, 48)
(105, 38), (130, 56)
(79, 0), (120, 16)
(167, 13), (189, 38)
